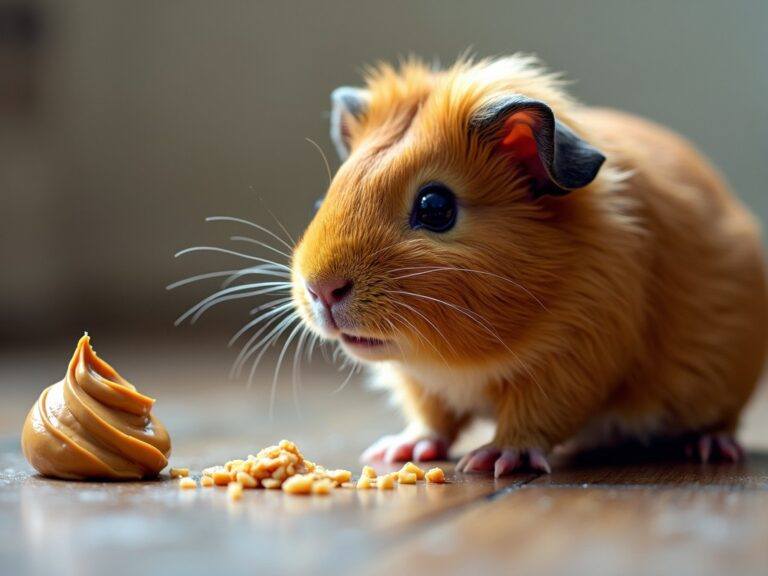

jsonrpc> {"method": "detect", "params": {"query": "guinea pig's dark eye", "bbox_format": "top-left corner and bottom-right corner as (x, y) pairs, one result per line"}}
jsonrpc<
(410, 182), (457, 232)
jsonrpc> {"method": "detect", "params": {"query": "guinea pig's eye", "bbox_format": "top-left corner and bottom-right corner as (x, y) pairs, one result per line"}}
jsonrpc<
(410, 182), (457, 232)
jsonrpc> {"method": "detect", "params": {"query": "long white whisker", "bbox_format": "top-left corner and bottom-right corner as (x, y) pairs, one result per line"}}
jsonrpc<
(331, 362), (357, 395)
(205, 215), (294, 252)
(388, 298), (458, 360)
(239, 311), (300, 379)
(305, 137), (333, 186)
(166, 270), (241, 291)
(291, 327), (310, 418)
(175, 282), (291, 326)
(269, 321), (305, 419)
(392, 266), (547, 312)
(221, 265), (291, 288)
(229, 235), (293, 261)
(229, 301), (296, 346)
(248, 295), (294, 316)
(255, 199), (297, 248)
(174, 246), (291, 271)
(191, 287), (291, 324)
(233, 310), (297, 378)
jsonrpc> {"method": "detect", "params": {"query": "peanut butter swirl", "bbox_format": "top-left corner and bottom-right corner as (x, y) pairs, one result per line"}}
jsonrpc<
(22, 334), (171, 480)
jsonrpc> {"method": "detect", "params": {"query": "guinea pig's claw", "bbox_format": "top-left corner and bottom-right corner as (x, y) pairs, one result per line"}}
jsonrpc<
(457, 446), (551, 476)
(684, 433), (743, 463)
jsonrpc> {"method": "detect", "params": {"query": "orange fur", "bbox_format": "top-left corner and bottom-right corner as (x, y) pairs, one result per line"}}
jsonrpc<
(292, 56), (767, 456)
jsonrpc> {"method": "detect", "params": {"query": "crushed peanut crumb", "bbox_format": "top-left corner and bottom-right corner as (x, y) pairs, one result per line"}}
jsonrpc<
(236, 471), (257, 489)
(361, 465), (377, 479)
(282, 474), (314, 495)
(377, 474), (395, 490)
(400, 461), (425, 480)
(397, 471), (417, 484)
(227, 482), (244, 501)
(178, 477), (197, 490)
(425, 467), (446, 484)
(200, 475), (214, 488)
(311, 478), (334, 495)
(356, 476), (373, 490)
(170, 467), (189, 479)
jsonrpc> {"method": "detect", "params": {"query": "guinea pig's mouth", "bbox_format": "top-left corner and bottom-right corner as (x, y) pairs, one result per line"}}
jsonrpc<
(340, 333), (386, 348)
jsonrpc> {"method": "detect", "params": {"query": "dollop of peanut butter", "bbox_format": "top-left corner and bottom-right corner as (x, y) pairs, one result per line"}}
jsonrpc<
(21, 334), (171, 480)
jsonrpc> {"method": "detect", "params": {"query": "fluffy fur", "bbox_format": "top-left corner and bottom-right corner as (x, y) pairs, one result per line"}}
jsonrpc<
(291, 56), (767, 466)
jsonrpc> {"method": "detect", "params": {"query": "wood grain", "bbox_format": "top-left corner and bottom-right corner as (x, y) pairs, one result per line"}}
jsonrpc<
(365, 486), (768, 576)
(1, 342), (767, 576)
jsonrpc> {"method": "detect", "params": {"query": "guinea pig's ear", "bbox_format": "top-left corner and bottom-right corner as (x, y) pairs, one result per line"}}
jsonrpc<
(470, 95), (605, 197)
(330, 86), (370, 161)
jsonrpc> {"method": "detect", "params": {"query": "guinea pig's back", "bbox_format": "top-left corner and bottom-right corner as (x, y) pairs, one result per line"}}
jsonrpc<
(577, 106), (767, 432)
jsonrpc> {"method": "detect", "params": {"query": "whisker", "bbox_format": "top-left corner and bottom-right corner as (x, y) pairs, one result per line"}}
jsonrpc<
(231, 308), (296, 378)
(254, 197), (297, 248)
(174, 246), (292, 271)
(291, 326), (310, 418)
(205, 215), (294, 253)
(269, 321), (305, 419)
(239, 311), (300, 380)
(174, 282), (291, 326)
(249, 295), (294, 315)
(391, 266), (547, 312)
(394, 289), (546, 401)
(387, 304), (451, 368)
(229, 300), (296, 346)
(222, 265), (291, 288)
(331, 361), (358, 395)
(229, 235), (293, 261)
(305, 137), (333, 186)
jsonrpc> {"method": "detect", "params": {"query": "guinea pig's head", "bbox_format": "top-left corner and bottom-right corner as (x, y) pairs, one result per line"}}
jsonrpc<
(292, 57), (606, 367)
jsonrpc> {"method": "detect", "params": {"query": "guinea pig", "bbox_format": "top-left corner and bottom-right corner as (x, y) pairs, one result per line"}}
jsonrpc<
(291, 55), (767, 476)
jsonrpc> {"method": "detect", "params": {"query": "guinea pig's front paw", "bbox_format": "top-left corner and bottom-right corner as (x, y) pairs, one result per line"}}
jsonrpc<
(361, 432), (449, 464)
(456, 444), (552, 477)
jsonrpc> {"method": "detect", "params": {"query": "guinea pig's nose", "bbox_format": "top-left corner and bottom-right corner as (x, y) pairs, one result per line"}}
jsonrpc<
(306, 278), (354, 308)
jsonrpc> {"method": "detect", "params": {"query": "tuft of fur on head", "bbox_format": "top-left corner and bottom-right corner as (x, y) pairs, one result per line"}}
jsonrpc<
(292, 55), (637, 378)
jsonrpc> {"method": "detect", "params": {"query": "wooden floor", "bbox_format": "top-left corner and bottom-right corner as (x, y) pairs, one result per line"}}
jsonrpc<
(1, 339), (767, 576)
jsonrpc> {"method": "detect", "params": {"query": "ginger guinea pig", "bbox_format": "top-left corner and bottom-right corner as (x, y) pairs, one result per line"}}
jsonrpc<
(291, 56), (767, 476)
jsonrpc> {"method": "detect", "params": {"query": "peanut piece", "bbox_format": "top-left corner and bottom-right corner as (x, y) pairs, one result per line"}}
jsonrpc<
(425, 467), (446, 483)
(311, 478), (334, 495)
(282, 474), (314, 495)
(361, 465), (377, 479)
(178, 477), (197, 490)
(170, 467), (189, 479)
(356, 476), (373, 490)
(212, 471), (232, 486)
(397, 471), (417, 484)
(377, 474), (395, 490)
(227, 482), (244, 501)
(236, 471), (257, 489)
(200, 476), (214, 488)
(400, 461), (425, 480)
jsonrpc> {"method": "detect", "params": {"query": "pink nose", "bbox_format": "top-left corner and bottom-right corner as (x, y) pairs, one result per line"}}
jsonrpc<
(306, 278), (353, 308)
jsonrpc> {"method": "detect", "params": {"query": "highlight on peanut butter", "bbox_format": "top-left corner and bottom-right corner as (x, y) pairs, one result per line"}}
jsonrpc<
(21, 333), (171, 480)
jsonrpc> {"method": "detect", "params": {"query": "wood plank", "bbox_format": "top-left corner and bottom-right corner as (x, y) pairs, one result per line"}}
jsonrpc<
(365, 485), (768, 576)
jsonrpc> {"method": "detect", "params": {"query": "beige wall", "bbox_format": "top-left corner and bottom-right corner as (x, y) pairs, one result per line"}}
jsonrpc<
(2, 0), (766, 343)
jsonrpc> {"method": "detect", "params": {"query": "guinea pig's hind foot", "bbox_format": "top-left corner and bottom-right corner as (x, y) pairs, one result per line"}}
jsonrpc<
(683, 433), (744, 463)
(360, 433), (449, 464)
(456, 445), (551, 477)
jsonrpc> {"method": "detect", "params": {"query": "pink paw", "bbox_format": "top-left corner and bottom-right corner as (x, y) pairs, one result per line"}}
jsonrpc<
(456, 445), (551, 477)
(361, 434), (449, 463)
(684, 433), (744, 463)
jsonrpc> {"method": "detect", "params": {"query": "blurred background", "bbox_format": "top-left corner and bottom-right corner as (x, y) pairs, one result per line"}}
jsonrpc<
(2, 0), (767, 349)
